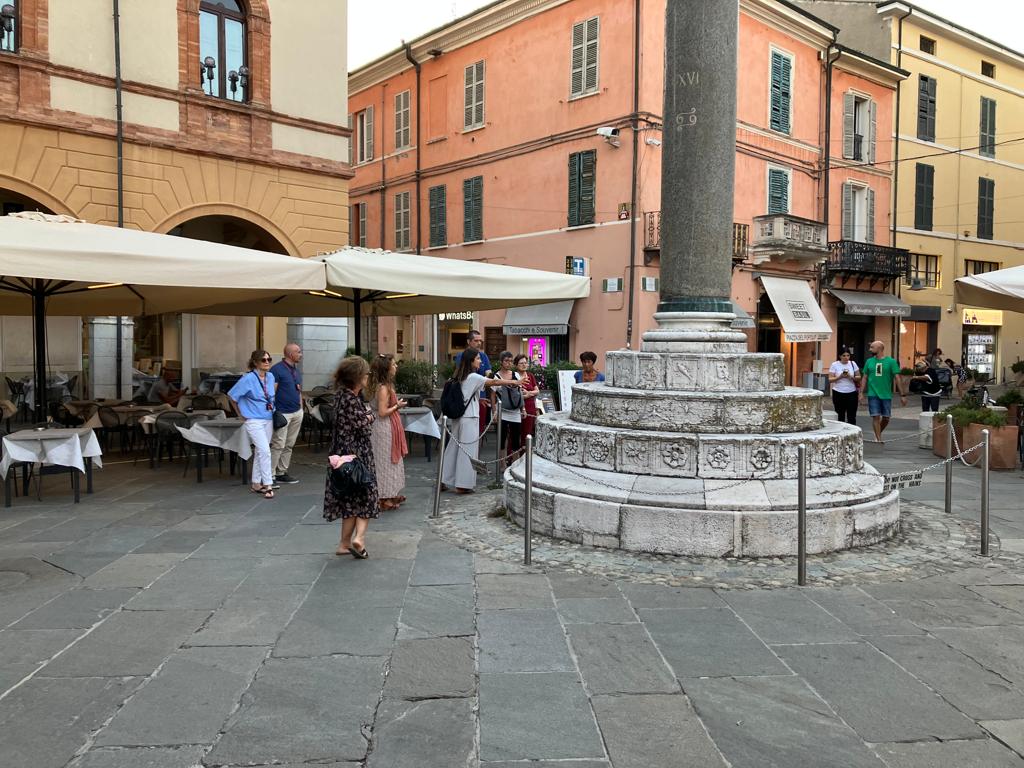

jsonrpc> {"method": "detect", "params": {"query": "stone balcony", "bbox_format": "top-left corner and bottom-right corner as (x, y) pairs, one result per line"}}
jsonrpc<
(643, 213), (748, 266)
(750, 214), (828, 266)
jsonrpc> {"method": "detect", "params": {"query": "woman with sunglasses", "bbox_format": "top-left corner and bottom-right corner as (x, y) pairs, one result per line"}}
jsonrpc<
(228, 349), (278, 499)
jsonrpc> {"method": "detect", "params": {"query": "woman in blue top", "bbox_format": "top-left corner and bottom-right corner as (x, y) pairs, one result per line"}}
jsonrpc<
(573, 351), (605, 384)
(228, 350), (278, 499)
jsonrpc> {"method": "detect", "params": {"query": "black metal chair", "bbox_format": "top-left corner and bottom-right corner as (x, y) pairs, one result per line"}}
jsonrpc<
(5, 377), (28, 422)
(152, 411), (190, 466)
(312, 403), (334, 451)
(190, 394), (218, 411)
(53, 403), (83, 428)
(310, 385), (330, 397)
(97, 406), (131, 455)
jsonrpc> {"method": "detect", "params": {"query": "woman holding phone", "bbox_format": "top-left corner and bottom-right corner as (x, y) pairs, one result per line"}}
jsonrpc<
(828, 349), (861, 425)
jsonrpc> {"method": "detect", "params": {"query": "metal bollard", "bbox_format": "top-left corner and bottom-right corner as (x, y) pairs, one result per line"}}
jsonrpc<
(432, 415), (448, 519)
(797, 444), (807, 586)
(944, 414), (953, 515)
(495, 400), (503, 483)
(524, 435), (533, 565)
(981, 428), (990, 556)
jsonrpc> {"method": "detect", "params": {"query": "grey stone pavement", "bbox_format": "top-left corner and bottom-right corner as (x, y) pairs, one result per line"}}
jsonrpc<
(2, 412), (1024, 767)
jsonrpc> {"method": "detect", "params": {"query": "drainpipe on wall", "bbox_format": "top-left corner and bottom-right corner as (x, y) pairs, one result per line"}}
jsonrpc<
(891, 7), (912, 362)
(404, 43), (423, 363)
(113, 0), (125, 399)
(624, 0), (641, 349)
(818, 39), (840, 366)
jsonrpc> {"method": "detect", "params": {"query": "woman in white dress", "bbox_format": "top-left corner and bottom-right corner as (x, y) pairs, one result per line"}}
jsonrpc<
(441, 348), (521, 494)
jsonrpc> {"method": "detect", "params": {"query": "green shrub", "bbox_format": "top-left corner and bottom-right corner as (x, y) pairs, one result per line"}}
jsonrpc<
(394, 360), (434, 395)
(940, 402), (984, 427)
(972, 409), (1008, 428)
(995, 389), (1024, 407)
(900, 367), (916, 376)
(437, 361), (455, 384)
(343, 347), (373, 362)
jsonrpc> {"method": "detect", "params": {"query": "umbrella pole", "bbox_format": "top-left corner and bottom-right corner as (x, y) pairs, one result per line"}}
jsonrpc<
(352, 289), (362, 356)
(33, 280), (47, 422)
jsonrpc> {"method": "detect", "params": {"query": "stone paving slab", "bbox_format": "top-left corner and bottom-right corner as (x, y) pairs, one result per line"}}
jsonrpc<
(242, 554), (326, 586)
(73, 745), (208, 768)
(872, 739), (1024, 767)
(273, 596), (400, 658)
(478, 672), (604, 762)
(95, 646), (267, 746)
(0, 675), (141, 768)
(385, 636), (475, 699)
(683, 675), (884, 768)
(931, 626), (1024, 686)
(206, 656), (383, 765)
(408, 547), (475, 586)
(803, 587), (925, 636)
(566, 623), (677, 695)
(0, 628), (81, 692)
(82, 553), (187, 589)
(11, 586), (137, 629)
(131, 529), (218, 554)
(397, 584), (475, 639)
(884, 597), (1024, 628)
(187, 584), (307, 647)
(719, 589), (859, 644)
(476, 573), (554, 609)
(555, 596), (637, 624)
(966, 584), (1024, 614)
(42, 608), (209, 677)
(367, 697), (476, 768)
(982, 720), (1024, 755)
(777, 642), (983, 742)
(125, 557), (253, 611)
(640, 607), (789, 678)
(478, 609), (573, 673)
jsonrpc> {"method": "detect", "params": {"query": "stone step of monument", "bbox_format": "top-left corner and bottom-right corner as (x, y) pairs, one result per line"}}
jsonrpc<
(534, 414), (862, 480)
(504, 459), (898, 558)
(570, 385), (822, 434)
(606, 350), (785, 392)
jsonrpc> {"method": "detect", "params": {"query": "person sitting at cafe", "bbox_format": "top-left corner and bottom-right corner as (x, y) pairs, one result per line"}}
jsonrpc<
(147, 368), (185, 406)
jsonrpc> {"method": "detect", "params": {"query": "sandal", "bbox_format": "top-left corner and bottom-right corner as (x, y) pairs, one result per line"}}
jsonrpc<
(349, 543), (368, 559)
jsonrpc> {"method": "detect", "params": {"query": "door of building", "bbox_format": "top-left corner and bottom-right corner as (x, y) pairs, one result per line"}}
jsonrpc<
(485, 327), (508, 364)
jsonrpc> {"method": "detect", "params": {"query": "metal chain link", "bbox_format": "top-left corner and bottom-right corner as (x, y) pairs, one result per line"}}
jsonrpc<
(951, 427), (984, 468)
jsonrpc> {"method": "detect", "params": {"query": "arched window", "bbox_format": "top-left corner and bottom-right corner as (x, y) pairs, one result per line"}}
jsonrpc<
(199, 0), (247, 102)
(1, 2), (18, 53)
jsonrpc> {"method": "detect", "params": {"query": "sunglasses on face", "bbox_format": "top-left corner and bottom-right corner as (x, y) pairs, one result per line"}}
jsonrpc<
(259, 357), (272, 362)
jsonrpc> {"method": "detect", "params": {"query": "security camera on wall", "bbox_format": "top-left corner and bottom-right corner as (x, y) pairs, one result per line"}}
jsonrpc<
(597, 126), (620, 147)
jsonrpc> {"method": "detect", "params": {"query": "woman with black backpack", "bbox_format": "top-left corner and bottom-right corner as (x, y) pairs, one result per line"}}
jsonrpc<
(440, 349), (521, 494)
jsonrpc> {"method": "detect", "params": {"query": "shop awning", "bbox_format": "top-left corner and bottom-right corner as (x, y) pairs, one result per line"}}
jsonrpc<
(828, 288), (911, 317)
(759, 276), (832, 342)
(503, 300), (575, 335)
(730, 301), (755, 329)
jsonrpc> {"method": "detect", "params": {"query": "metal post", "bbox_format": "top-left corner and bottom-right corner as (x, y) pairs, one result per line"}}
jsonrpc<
(981, 428), (990, 556)
(524, 435), (533, 565)
(797, 444), (807, 586)
(944, 414), (953, 515)
(495, 400), (503, 483)
(432, 415), (448, 518)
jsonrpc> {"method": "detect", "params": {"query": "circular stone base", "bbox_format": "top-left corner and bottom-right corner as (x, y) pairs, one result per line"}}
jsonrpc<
(504, 457), (899, 557)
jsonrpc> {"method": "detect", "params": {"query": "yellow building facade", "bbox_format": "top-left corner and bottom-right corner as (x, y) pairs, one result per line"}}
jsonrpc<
(879, 3), (1024, 379)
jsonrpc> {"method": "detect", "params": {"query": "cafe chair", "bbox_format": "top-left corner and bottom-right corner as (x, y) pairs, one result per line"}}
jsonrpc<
(97, 406), (132, 455)
(5, 377), (28, 422)
(190, 394), (218, 411)
(152, 411), (190, 466)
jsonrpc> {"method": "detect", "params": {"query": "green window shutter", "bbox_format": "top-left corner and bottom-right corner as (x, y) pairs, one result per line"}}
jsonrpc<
(980, 97), (996, 158)
(579, 149), (596, 225)
(842, 92), (855, 159)
(463, 176), (483, 242)
(915, 164), (934, 231)
(867, 100), (877, 164)
(429, 185), (447, 248)
(770, 51), (791, 134)
(978, 177), (994, 240)
(767, 168), (788, 214)
(841, 183), (854, 240)
(917, 76), (936, 142)
(866, 187), (875, 244)
(567, 152), (581, 227)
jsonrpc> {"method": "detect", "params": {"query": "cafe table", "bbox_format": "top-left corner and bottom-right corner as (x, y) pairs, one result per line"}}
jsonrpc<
(2, 426), (102, 507)
(176, 417), (251, 484)
(400, 406), (442, 461)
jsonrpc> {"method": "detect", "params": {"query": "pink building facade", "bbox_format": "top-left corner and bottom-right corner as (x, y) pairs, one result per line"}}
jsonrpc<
(347, 0), (907, 383)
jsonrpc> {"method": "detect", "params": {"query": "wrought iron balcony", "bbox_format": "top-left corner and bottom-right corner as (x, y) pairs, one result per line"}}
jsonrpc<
(750, 214), (828, 265)
(826, 240), (910, 285)
(643, 212), (748, 265)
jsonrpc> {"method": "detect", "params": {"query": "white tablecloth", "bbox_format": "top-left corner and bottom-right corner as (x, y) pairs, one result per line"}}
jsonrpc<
(176, 419), (251, 460)
(23, 374), (71, 409)
(401, 407), (441, 439)
(1, 428), (103, 479)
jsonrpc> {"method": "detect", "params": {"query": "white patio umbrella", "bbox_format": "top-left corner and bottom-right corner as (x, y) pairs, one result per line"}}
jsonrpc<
(189, 246), (593, 349)
(0, 212), (326, 417)
(955, 265), (1024, 313)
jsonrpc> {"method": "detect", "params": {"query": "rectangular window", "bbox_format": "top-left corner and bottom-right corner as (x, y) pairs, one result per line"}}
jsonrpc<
(965, 259), (1000, 276)
(463, 176), (483, 242)
(979, 97), (996, 158)
(841, 182), (875, 243)
(982, 60), (996, 78)
(1, 0), (17, 52)
(914, 164), (934, 231)
(394, 90), (411, 150)
(641, 277), (659, 292)
(567, 150), (596, 227)
(428, 184), (447, 248)
(602, 278), (623, 293)
(842, 93), (875, 162)
(464, 60), (485, 130)
(907, 253), (940, 288)
(357, 106), (374, 163)
(570, 16), (600, 98)
(917, 75), (936, 142)
(769, 50), (793, 134)
(394, 192), (410, 251)
(767, 167), (789, 215)
(977, 177), (994, 240)
(351, 202), (366, 247)
(920, 36), (936, 55)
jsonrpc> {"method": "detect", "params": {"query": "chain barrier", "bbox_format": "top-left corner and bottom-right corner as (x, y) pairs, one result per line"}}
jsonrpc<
(950, 427), (984, 468)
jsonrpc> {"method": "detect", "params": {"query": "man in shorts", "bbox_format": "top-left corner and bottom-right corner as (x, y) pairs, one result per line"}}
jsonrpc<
(858, 340), (907, 443)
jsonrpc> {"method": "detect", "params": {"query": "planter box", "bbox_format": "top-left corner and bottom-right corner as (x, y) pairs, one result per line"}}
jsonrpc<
(964, 422), (1020, 470)
(932, 417), (964, 459)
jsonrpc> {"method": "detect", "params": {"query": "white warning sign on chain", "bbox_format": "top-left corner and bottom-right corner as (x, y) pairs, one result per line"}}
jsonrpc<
(882, 470), (923, 493)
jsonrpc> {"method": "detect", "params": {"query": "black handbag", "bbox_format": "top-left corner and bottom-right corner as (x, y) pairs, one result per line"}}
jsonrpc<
(328, 457), (373, 495)
(272, 410), (287, 430)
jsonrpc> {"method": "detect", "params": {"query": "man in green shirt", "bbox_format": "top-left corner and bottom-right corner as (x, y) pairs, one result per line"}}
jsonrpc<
(858, 340), (907, 443)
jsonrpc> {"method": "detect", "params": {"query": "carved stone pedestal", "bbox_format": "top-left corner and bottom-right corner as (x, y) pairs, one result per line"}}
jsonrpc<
(504, 314), (898, 558)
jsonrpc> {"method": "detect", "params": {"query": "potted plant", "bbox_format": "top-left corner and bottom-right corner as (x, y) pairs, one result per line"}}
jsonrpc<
(964, 408), (1018, 470)
(933, 401), (976, 459)
(995, 388), (1023, 426)
(1012, 360), (1024, 387)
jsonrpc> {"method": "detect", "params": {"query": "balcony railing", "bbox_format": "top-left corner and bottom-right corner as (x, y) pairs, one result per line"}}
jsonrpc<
(826, 240), (910, 282)
(643, 212), (748, 264)
(750, 213), (828, 265)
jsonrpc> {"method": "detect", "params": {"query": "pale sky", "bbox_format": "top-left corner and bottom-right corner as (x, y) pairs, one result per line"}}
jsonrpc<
(348, 0), (1024, 71)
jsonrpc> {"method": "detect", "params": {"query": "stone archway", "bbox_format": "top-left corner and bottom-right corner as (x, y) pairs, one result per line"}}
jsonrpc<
(0, 177), (74, 217)
(155, 204), (299, 256)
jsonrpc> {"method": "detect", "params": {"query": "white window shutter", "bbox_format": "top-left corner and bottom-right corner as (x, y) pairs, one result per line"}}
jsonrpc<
(365, 105), (374, 160)
(474, 61), (485, 127)
(842, 93), (855, 160)
(570, 21), (585, 96)
(867, 100), (877, 164)
(584, 17), (599, 93)
(866, 187), (875, 244)
(464, 65), (474, 128)
(347, 113), (353, 165)
(841, 183), (854, 240)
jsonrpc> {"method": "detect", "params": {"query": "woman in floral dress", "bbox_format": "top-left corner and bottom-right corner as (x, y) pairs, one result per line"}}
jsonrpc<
(367, 354), (408, 511)
(322, 356), (378, 558)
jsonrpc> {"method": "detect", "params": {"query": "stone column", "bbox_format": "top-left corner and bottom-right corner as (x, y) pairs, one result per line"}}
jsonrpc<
(89, 317), (133, 399)
(286, 317), (349, 388)
(658, 0), (738, 315)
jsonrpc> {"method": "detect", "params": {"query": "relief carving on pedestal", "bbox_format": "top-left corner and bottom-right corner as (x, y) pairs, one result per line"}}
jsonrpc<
(661, 442), (692, 472)
(586, 437), (611, 465)
(673, 357), (700, 390)
(749, 444), (775, 473)
(562, 433), (580, 457)
(637, 358), (663, 389)
(706, 446), (731, 471)
(620, 440), (650, 470)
